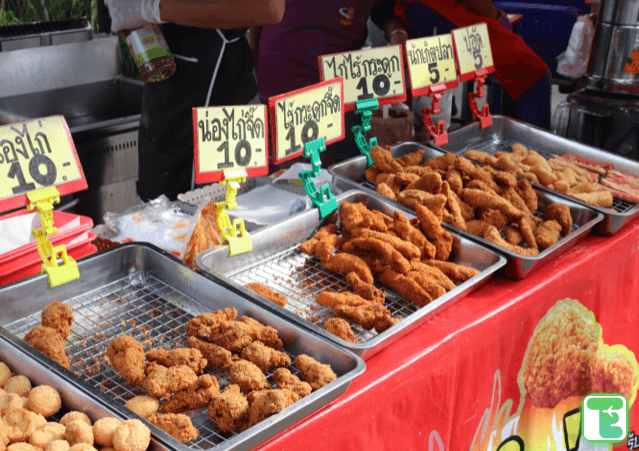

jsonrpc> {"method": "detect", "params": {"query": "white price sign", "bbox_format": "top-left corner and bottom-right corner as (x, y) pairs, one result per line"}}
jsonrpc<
(452, 23), (495, 81)
(405, 34), (459, 96)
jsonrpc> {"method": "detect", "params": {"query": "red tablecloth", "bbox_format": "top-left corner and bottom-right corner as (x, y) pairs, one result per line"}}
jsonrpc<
(257, 218), (639, 451)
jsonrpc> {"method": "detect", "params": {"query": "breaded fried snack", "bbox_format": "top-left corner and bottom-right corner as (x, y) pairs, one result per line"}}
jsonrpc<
(41, 302), (74, 339)
(246, 389), (300, 428)
(520, 299), (600, 408)
(112, 420), (151, 451)
(124, 397), (159, 419)
(93, 418), (121, 447)
(295, 355), (336, 392)
(60, 412), (91, 428)
(0, 362), (11, 387)
(46, 440), (70, 451)
(106, 337), (145, 386)
(29, 423), (65, 449)
(64, 421), (94, 446)
(146, 413), (198, 443)
(4, 376), (31, 397)
(272, 369), (312, 399)
(323, 318), (358, 344)
(26, 385), (61, 417)
(208, 385), (248, 432)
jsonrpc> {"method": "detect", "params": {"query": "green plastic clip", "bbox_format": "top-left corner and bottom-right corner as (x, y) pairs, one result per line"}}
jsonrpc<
(215, 169), (253, 256)
(351, 98), (380, 167)
(299, 137), (338, 219)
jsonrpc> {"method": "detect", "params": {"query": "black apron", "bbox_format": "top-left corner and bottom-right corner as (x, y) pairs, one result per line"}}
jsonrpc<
(137, 25), (258, 201)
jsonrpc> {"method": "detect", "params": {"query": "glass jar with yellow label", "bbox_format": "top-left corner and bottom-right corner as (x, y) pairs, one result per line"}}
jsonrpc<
(125, 24), (176, 83)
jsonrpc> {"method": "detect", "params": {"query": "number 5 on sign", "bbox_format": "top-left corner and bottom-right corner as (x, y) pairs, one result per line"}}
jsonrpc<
(405, 34), (459, 96)
(193, 105), (269, 184)
(268, 78), (345, 165)
(452, 23), (495, 81)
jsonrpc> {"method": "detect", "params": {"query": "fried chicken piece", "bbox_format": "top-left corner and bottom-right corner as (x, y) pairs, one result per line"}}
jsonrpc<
(405, 172), (443, 193)
(454, 192), (475, 221)
(186, 337), (232, 371)
(407, 271), (446, 300)
(376, 174), (402, 193)
(465, 219), (491, 238)
(373, 315), (401, 334)
(146, 348), (207, 374)
(334, 303), (391, 330)
(350, 228), (421, 260)
(521, 299), (599, 408)
(343, 237), (411, 274)
(465, 150), (497, 166)
(364, 166), (381, 182)
(146, 414), (198, 443)
(315, 234), (344, 263)
(397, 190), (447, 212)
(143, 365), (198, 399)
(535, 220), (562, 249)
(247, 389), (300, 428)
(244, 283), (287, 307)
(40, 302), (74, 339)
(323, 318), (358, 343)
(298, 224), (339, 256)
(393, 211), (436, 259)
(345, 272), (385, 304)
(396, 149), (425, 167)
(494, 171), (518, 188)
(272, 369), (312, 398)
(370, 146), (403, 173)
(410, 261), (456, 291)
(160, 374), (219, 414)
(461, 188), (525, 222)
(478, 209), (509, 230)
(185, 308), (238, 342)
(466, 179), (501, 195)
(376, 183), (397, 201)
(208, 385), (248, 432)
(442, 181), (466, 230)
(543, 203), (572, 236)
(295, 355), (337, 391)
(422, 153), (455, 171)
(414, 204), (453, 261)
(325, 252), (374, 284)
(24, 326), (69, 369)
(105, 336), (146, 386)
(339, 202), (387, 232)
(395, 172), (421, 186)
(589, 348), (638, 404)
(518, 216), (538, 250)
(238, 316), (284, 350)
(503, 224), (523, 246)
(517, 179), (538, 213)
(379, 268), (432, 307)
(228, 359), (270, 393)
(444, 167), (463, 193)
(316, 291), (375, 309)
(483, 226), (539, 257)
(503, 187), (534, 218)
(420, 260), (480, 283)
(454, 157), (499, 191)
(241, 341), (291, 371)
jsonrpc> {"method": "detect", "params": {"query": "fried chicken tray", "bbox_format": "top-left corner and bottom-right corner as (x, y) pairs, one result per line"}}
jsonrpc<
(329, 143), (603, 279)
(0, 243), (365, 451)
(432, 115), (639, 236)
(195, 190), (506, 360)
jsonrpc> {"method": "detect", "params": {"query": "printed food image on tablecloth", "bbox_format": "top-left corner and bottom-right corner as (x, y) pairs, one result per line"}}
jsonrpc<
(471, 298), (639, 451)
(624, 49), (639, 75)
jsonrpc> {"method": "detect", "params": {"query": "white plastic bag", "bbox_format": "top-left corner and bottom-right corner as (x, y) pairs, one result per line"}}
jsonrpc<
(556, 15), (596, 79)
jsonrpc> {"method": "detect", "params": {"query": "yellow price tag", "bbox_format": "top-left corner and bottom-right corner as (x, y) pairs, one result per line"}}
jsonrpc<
(405, 34), (458, 96)
(269, 78), (344, 165)
(319, 45), (407, 110)
(193, 105), (269, 184)
(452, 23), (494, 79)
(0, 115), (86, 212)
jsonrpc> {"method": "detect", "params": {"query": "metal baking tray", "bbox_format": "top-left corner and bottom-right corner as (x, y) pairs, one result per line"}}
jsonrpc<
(432, 115), (639, 236)
(0, 243), (365, 451)
(0, 330), (166, 451)
(195, 190), (506, 360)
(328, 143), (603, 279)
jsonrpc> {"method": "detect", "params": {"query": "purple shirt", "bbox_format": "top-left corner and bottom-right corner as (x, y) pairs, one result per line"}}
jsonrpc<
(255, 0), (375, 103)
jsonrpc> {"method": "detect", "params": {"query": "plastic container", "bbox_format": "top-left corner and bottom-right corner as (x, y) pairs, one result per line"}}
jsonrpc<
(125, 24), (176, 83)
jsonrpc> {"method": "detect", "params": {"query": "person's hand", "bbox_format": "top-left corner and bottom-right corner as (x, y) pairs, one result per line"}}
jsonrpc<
(104, 0), (165, 34)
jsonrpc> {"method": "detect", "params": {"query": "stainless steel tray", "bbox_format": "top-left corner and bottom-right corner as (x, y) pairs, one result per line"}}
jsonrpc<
(195, 190), (506, 360)
(432, 115), (639, 236)
(328, 144), (603, 279)
(0, 243), (365, 451)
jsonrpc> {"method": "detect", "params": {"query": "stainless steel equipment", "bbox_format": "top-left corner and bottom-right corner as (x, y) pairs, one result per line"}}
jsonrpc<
(0, 35), (142, 222)
(0, 243), (365, 451)
(196, 190), (506, 359)
(584, 0), (639, 94)
(328, 141), (603, 279)
(0, 17), (94, 52)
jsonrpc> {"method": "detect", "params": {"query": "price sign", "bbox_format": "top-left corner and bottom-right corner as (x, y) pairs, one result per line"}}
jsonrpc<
(452, 23), (495, 82)
(0, 115), (87, 213)
(318, 45), (406, 112)
(193, 105), (269, 184)
(268, 78), (344, 165)
(405, 34), (459, 97)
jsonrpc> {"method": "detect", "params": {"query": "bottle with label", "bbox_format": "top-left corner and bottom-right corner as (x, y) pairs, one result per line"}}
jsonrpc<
(125, 24), (176, 83)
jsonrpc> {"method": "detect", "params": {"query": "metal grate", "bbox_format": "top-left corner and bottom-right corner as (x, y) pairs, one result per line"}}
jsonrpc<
(225, 246), (419, 343)
(0, 18), (90, 39)
(2, 272), (306, 450)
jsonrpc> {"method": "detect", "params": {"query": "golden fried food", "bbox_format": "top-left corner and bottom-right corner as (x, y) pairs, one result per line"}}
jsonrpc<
(146, 414), (198, 443)
(407, 272), (446, 300)
(0, 363), (11, 387)
(521, 299), (600, 408)
(29, 423), (65, 449)
(272, 368), (312, 398)
(241, 341), (291, 372)
(414, 204), (453, 261)
(208, 385), (248, 432)
(186, 337), (232, 371)
(376, 183), (397, 200)
(350, 228), (421, 260)
(345, 272), (385, 304)
(535, 220), (562, 249)
(478, 209), (509, 230)
(503, 224), (523, 246)
(405, 172), (442, 193)
(41, 302), (74, 339)
(68, 445), (96, 451)
(543, 203), (572, 236)
(454, 157), (500, 192)
(444, 167), (464, 193)
(396, 149), (425, 167)
(3, 377), (31, 398)
(339, 202), (387, 232)
(373, 315), (401, 334)
(441, 181), (466, 230)
(465, 220), (490, 238)
(295, 355), (336, 391)
(375, 174), (401, 194)
(494, 170), (518, 188)
(160, 374), (219, 414)
(393, 211), (436, 259)
(24, 327), (69, 369)
(26, 385), (61, 417)
(315, 234), (344, 263)
(370, 146), (403, 173)
(461, 189), (524, 221)
(143, 365), (198, 399)
(378, 269), (432, 307)
(483, 226), (539, 257)
(64, 421), (93, 446)
(228, 359), (270, 393)
(316, 291), (376, 309)
(423, 153), (455, 171)
(334, 304), (392, 330)
(59, 413), (91, 428)
(465, 150), (497, 166)
(112, 420), (151, 451)
(46, 440), (70, 451)
(395, 172), (421, 186)
(124, 397), (159, 419)
(298, 224), (338, 256)
(364, 165), (381, 182)
(517, 179), (537, 213)
(517, 217), (538, 250)
(397, 190), (447, 212)
(247, 389), (300, 428)
(145, 348), (206, 375)
(185, 308), (238, 342)
(325, 253), (374, 285)
(343, 237), (411, 274)
(8, 444), (40, 451)
(323, 318), (358, 343)
(4, 409), (45, 443)
(92, 418), (121, 447)
(238, 316), (284, 350)
(206, 321), (255, 354)
(106, 336), (145, 386)
(245, 283), (288, 307)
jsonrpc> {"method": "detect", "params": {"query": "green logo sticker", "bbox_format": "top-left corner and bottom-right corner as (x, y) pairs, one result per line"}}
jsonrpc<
(582, 394), (629, 444)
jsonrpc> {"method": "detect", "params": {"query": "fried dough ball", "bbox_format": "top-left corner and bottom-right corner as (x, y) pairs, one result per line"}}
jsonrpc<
(0, 394), (23, 416)
(29, 423), (66, 449)
(123, 397), (159, 419)
(69, 445), (97, 451)
(4, 408), (45, 443)
(7, 444), (40, 451)
(64, 421), (93, 447)
(20, 398), (27, 409)
(46, 441), (70, 451)
(4, 376), (31, 397)
(60, 413), (91, 428)
(0, 363), (11, 387)
(112, 420), (151, 451)
(26, 386), (61, 418)
(92, 418), (122, 447)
